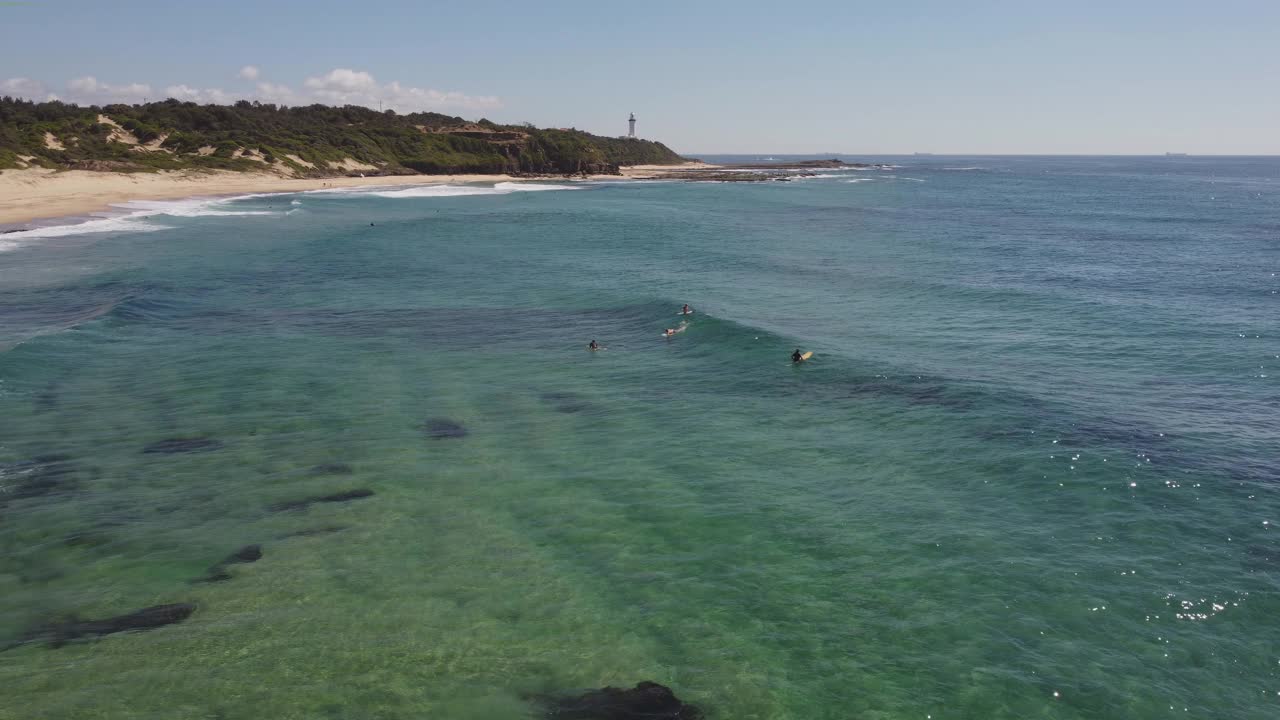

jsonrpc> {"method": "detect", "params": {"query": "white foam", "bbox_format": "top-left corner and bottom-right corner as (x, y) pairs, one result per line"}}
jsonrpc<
(844, 178), (876, 183)
(367, 185), (506, 199)
(493, 181), (578, 192)
(0, 214), (170, 248)
(0, 194), (282, 251)
(582, 179), (677, 185)
(365, 182), (579, 199)
(302, 185), (385, 196)
(114, 198), (278, 217)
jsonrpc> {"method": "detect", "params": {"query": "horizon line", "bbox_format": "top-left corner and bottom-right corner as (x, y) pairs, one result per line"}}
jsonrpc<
(682, 152), (1280, 158)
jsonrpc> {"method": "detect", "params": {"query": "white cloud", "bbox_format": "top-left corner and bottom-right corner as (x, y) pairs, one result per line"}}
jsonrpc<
(300, 67), (500, 112)
(9, 69), (500, 113)
(65, 76), (152, 104)
(165, 84), (201, 101)
(165, 84), (234, 104)
(305, 68), (377, 93)
(255, 81), (300, 105)
(2, 77), (46, 97)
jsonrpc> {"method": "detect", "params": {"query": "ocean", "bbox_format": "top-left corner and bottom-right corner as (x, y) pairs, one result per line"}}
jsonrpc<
(0, 156), (1276, 719)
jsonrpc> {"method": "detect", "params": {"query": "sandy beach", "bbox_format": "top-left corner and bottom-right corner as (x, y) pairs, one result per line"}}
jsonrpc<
(0, 162), (719, 227)
(0, 169), (522, 226)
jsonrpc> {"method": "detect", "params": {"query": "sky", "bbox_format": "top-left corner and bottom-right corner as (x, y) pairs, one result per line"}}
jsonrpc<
(2, 0), (1278, 155)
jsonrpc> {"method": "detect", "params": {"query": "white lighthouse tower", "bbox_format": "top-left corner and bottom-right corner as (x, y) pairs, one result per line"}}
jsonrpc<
(628, 112), (636, 139)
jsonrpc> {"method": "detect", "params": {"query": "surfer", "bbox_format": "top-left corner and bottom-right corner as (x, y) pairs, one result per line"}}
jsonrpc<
(681, 304), (693, 315)
(588, 339), (600, 351)
(792, 348), (804, 363)
(663, 321), (690, 338)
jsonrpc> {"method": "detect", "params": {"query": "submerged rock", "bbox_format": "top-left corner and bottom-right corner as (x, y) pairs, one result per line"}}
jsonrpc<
(423, 418), (468, 439)
(268, 488), (375, 513)
(34, 382), (59, 413)
(195, 544), (263, 583)
(310, 463), (354, 475)
(12, 603), (196, 649)
(540, 392), (594, 414)
(142, 437), (224, 454)
(1245, 545), (1280, 569)
(225, 544), (263, 563)
(546, 682), (701, 720)
(62, 530), (111, 548)
(281, 524), (349, 539)
(0, 454), (80, 501)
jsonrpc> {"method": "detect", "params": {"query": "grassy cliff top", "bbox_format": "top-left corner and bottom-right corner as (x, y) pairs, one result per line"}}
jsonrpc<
(0, 97), (685, 176)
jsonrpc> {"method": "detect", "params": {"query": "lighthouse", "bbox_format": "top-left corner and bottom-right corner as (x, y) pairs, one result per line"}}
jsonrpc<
(628, 112), (636, 139)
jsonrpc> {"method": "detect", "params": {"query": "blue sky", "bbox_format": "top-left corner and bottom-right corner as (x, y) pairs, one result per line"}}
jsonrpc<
(2, 0), (1278, 154)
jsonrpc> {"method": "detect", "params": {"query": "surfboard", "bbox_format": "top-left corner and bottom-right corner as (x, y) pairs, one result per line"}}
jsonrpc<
(796, 351), (813, 362)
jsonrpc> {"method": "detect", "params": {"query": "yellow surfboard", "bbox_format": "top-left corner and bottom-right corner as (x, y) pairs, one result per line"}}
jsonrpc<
(798, 351), (813, 362)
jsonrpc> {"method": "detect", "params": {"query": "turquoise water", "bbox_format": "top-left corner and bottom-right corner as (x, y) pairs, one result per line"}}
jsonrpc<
(0, 157), (1277, 719)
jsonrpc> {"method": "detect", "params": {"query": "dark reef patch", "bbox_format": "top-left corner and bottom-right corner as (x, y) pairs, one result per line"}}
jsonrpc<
(142, 437), (224, 454)
(194, 544), (263, 583)
(540, 392), (595, 414)
(1244, 544), (1280, 570)
(268, 488), (375, 513)
(9, 603), (196, 650)
(842, 376), (979, 411)
(310, 463), (354, 475)
(423, 418), (468, 439)
(34, 382), (59, 413)
(281, 525), (349, 539)
(543, 682), (701, 720)
(0, 454), (81, 501)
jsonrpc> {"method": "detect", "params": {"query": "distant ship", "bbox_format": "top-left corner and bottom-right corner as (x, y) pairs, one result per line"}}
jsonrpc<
(1165, 152), (1189, 157)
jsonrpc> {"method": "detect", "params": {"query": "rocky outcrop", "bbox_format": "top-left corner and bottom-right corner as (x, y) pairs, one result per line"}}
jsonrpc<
(646, 158), (895, 183)
(423, 418), (468, 439)
(268, 488), (374, 512)
(142, 437), (224, 454)
(310, 463), (355, 475)
(10, 603), (196, 649)
(540, 392), (595, 414)
(0, 454), (79, 501)
(545, 682), (701, 720)
(194, 544), (263, 583)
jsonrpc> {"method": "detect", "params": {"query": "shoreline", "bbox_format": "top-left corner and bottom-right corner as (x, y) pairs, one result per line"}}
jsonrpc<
(0, 162), (717, 228)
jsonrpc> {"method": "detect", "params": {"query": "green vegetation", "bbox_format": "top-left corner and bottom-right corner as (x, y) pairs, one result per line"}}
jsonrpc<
(0, 97), (684, 174)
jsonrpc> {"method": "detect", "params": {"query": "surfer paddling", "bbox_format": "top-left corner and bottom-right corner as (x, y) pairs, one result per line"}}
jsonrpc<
(663, 321), (689, 338)
(660, 319), (691, 335)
